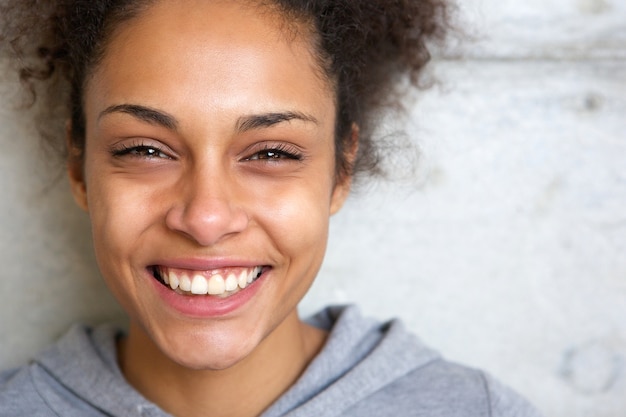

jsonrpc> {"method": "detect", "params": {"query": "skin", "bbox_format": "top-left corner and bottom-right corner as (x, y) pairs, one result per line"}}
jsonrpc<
(67, 1), (355, 416)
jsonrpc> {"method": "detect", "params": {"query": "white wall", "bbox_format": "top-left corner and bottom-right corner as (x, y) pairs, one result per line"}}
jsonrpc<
(1, 1), (625, 416)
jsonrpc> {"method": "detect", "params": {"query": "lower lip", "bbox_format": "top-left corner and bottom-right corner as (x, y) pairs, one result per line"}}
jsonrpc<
(149, 271), (266, 318)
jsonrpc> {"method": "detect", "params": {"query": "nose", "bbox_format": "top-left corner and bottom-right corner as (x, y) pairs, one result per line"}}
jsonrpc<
(165, 167), (249, 246)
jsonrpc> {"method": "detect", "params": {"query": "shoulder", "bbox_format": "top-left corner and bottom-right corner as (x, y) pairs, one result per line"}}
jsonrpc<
(345, 358), (543, 417)
(412, 360), (542, 416)
(0, 323), (127, 417)
(481, 371), (544, 417)
(0, 364), (56, 416)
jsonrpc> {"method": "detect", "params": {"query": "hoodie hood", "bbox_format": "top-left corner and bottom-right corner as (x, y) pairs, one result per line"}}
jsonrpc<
(30, 305), (438, 417)
(263, 305), (440, 417)
(35, 322), (162, 417)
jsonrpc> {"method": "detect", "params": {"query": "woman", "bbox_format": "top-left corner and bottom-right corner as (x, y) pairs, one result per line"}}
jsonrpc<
(0, 1), (542, 416)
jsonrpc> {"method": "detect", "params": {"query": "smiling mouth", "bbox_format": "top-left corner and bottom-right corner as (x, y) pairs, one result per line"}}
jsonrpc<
(151, 266), (265, 298)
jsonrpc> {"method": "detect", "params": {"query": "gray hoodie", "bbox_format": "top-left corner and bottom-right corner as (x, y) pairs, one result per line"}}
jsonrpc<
(0, 305), (543, 416)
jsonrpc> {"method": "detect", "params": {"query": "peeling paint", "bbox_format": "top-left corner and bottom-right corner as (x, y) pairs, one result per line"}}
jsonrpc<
(559, 340), (624, 395)
(583, 93), (604, 112)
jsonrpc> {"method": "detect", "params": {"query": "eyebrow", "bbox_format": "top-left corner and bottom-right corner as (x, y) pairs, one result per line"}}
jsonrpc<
(236, 111), (318, 132)
(99, 104), (317, 133)
(99, 104), (178, 130)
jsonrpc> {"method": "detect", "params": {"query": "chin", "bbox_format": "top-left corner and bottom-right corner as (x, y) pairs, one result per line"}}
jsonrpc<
(171, 347), (251, 371)
(155, 322), (264, 371)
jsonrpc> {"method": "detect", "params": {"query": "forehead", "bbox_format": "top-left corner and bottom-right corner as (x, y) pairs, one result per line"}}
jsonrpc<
(85, 0), (335, 124)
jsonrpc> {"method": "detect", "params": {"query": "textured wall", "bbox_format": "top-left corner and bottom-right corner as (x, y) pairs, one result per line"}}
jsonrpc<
(1, 1), (625, 416)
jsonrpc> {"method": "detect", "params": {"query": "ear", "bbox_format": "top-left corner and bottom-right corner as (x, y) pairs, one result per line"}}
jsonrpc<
(330, 124), (359, 215)
(66, 121), (89, 211)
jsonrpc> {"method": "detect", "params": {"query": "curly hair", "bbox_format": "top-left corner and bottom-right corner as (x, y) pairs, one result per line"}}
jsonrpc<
(0, 0), (451, 182)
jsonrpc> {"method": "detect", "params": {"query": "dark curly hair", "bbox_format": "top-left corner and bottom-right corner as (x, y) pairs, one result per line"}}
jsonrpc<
(0, 0), (451, 182)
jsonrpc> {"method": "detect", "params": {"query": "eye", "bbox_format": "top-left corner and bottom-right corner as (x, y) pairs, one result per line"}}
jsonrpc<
(110, 143), (173, 160)
(244, 143), (303, 161)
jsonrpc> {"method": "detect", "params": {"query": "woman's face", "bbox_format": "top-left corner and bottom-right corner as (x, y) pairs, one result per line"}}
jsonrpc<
(69, 0), (350, 369)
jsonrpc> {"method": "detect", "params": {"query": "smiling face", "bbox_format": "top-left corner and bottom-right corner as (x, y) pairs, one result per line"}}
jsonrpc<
(68, 0), (351, 370)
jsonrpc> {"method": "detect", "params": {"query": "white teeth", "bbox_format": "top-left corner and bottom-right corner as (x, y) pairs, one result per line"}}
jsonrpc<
(169, 272), (180, 290)
(248, 266), (262, 283)
(208, 274), (225, 295)
(225, 274), (238, 291)
(191, 274), (208, 295)
(179, 274), (192, 292)
(160, 267), (264, 295)
(238, 271), (248, 289)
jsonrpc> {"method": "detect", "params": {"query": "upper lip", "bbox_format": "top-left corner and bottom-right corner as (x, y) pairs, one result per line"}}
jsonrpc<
(148, 257), (269, 271)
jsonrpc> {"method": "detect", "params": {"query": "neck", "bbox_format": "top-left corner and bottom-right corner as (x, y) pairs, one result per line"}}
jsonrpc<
(118, 312), (326, 417)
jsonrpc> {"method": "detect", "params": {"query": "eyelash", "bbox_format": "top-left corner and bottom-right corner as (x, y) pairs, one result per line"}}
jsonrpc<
(109, 141), (303, 162)
(110, 142), (172, 159)
(243, 143), (303, 162)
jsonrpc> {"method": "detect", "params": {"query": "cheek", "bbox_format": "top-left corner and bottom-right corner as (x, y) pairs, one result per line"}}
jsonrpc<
(252, 177), (333, 260)
(86, 175), (158, 267)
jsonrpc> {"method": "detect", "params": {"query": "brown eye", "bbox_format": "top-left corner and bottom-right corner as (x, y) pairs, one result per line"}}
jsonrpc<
(249, 149), (295, 160)
(112, 145), (172, 159)
(245, 144), (303, 162)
